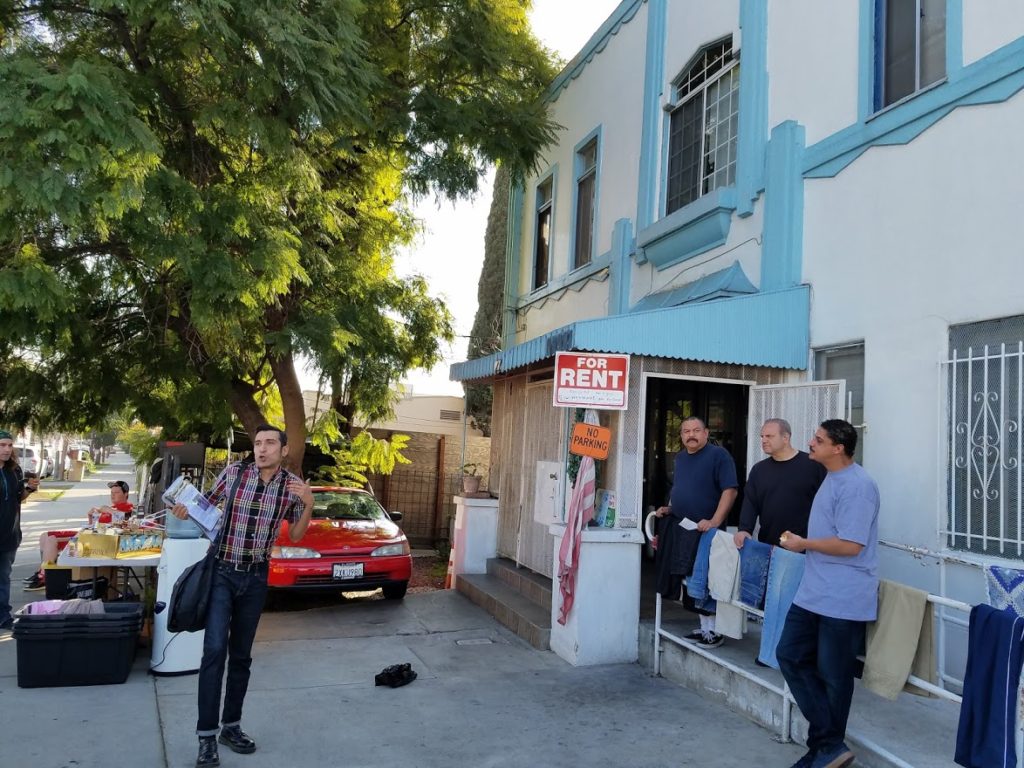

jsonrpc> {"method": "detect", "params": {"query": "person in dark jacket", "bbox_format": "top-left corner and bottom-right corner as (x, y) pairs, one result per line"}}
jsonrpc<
(0, 430), (39, 630)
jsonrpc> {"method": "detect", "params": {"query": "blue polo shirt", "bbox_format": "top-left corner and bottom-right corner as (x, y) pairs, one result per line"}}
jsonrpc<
(794, 462), (880, 622)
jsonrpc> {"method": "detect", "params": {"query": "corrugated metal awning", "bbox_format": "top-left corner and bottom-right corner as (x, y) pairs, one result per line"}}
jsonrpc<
(450, 286), (809, 382)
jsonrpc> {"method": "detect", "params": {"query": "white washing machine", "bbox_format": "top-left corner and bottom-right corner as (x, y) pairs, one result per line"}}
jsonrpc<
(151, 537), (210, 675)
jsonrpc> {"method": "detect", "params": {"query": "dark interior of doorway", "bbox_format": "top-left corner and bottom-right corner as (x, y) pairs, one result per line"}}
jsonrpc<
(639, 375), (749, 618)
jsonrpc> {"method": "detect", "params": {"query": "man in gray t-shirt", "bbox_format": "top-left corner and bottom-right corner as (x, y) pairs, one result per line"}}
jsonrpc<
(775, 419), (880, 768)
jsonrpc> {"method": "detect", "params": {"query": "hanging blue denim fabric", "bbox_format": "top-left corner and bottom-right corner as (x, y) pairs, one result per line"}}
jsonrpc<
(685, 530), (718, 612)
(955, 604), (1024, 768)
(758, 547), (805, 669)
(739, 539), (772, 609)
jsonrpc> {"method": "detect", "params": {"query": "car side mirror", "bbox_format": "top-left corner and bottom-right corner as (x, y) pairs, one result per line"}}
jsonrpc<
(388, 510), (403, 522)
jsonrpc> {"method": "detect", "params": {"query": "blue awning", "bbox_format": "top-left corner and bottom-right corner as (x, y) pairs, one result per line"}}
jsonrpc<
(450, 285), (809, 382)
(630, 261), (756, 313)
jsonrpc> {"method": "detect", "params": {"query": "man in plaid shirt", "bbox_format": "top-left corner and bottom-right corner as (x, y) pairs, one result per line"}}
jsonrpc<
(171, 424), (313, 767)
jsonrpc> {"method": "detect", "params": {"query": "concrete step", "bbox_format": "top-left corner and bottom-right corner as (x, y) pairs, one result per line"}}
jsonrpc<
(485, 557), (553, 611)
(456, 573), (551, 650)
(639, 607), (961, 768)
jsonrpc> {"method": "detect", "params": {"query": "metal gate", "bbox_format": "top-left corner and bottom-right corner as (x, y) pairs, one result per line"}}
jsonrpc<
(514, 382), (562, 577)
(747, 381), (846, 474)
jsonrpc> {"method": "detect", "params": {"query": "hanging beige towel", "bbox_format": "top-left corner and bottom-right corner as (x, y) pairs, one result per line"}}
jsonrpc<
(708, 530), (746, 639)
(863, 579), (938, 699)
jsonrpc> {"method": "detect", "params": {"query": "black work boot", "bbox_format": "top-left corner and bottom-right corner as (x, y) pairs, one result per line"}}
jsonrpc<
(219, 724), (257, 754)
(196, 736), (220, 767)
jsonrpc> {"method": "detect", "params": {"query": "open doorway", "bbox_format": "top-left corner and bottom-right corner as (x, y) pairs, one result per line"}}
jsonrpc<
(639, 374), (750, 617)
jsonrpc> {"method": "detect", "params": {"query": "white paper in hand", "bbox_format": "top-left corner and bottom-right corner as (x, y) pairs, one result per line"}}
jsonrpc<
(678, 517), (699, 531)
(162, 475), (223, 540)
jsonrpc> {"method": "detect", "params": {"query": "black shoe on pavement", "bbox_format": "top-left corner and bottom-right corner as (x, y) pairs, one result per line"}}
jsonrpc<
(196, 736), (220, 767)
(219, 725), (256, 754)
(23, 574), (45, 591)
(683, 628), (705, 642)
(0, 618), (13, 631)
(22, 572), (38, 583)
(754, 655), (770, 667)
(790, 749), (817, 768)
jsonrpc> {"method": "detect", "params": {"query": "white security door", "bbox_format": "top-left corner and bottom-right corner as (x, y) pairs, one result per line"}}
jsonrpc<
(747, 381), (846, 474)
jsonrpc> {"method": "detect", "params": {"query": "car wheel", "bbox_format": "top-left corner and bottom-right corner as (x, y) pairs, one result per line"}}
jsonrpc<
(382, 582), (408, 600)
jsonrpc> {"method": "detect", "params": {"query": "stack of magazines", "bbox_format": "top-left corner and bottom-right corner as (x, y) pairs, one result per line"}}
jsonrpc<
(162, 475), (222, 540)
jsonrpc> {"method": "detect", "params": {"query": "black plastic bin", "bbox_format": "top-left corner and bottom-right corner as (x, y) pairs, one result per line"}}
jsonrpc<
(13, 603), (143, 688)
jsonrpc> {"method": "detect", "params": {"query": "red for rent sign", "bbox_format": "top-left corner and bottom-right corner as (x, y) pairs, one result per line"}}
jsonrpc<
(552, 352), (630, 410)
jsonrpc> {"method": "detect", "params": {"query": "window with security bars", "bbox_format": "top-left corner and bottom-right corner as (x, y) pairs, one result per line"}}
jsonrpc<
(573, 138), (598, 269)
(944, 316), (1024, 556)
(876, 0), (946, 109)
(666, 38), (739, 215)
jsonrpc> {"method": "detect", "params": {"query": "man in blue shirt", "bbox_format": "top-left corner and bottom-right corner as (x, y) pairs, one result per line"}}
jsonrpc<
(654, 416), (738, 648)
(776, 419), (880, 768)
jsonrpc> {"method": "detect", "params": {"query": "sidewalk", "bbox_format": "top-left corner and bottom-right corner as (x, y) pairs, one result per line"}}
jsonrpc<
(1, 462), (809, 767)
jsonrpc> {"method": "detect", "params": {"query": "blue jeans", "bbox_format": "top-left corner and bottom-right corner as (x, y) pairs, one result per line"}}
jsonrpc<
(196, 561), (268, 735)
(758, 547), (805, 668)
(685, 531), (718, 613)
(777, 604), (866, 753)
(0, 548), (15, 625)
(739, 539), (772, 608)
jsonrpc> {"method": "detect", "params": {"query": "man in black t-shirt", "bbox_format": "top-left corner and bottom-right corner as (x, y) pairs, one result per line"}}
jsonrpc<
(734, 418), (826, 549)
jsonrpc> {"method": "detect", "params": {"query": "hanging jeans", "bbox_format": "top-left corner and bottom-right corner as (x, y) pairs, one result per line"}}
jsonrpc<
(196, 561), (269, 735)
(684, 530), (718, 614)
(739, 539), (772, 609)
(758, 547), (805, 668)
(777, 604), (866, 754)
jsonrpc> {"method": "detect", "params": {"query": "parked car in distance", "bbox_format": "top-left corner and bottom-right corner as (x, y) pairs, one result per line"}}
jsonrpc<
(16, 446), (40, 475)
(268, 487), (412, 600)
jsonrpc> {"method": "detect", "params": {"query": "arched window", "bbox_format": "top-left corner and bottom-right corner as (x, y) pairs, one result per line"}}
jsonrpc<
(666, 37), (739, 215)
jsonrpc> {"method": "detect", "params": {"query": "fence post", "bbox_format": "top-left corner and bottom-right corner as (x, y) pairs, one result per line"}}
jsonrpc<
(433, 435), (446, 545)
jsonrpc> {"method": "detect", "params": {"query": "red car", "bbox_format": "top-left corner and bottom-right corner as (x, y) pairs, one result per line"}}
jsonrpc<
(268, 487), (412, 600)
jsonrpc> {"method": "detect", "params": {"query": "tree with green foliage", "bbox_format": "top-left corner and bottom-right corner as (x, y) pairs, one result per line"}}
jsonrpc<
(0, 0), (557, 470)
(463, 164), (511, 436)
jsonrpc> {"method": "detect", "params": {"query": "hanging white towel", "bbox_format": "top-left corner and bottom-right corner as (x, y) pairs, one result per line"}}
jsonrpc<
(708, 530), (746, 639)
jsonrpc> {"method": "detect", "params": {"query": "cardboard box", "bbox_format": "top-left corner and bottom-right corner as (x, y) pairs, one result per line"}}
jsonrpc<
(70, 566), (116, 582)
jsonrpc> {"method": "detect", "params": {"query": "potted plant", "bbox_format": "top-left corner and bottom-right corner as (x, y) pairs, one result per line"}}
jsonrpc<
(461, 463), (481, 494)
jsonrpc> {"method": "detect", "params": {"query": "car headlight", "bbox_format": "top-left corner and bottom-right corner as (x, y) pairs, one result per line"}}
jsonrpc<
(271, 546), (321, 559)
(371, 539), (410, 557)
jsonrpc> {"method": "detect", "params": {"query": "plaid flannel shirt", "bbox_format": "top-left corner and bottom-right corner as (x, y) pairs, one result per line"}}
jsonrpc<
(206, 461), (304, 564)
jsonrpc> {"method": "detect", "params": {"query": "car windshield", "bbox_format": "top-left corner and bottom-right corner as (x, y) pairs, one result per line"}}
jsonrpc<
(312, 492), (388, 521)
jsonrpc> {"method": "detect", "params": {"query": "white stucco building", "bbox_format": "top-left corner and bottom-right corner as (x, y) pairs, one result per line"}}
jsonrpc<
(451, 0), (1024, 688)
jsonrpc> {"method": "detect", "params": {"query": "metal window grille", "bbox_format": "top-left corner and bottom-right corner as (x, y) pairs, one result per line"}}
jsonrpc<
(943, 329), (1024, 556)
(439, 409), (462, 421)
(666, 39), (738, 214)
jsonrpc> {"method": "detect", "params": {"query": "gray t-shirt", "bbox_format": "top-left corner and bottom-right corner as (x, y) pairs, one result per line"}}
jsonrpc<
(793, 462), (880, 621)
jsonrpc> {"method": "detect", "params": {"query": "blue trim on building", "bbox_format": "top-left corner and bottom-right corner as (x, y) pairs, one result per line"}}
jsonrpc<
(636, 187), (736, 271)
(546, 0), (645, 104)
(567, 125), (603, 272)
(518, 251), (612, 311)
(947, 0), (964, 78)
(761, 121), (806, 291)
(635, 0), (666, 232)
(858, 0), (875, 120)
(450, 286), (811, 381)
(736, 0), (768, 217)
(527, 164), (559, 293)
(502, 180), (524, 348)
(806, 35), (1024, 177)
(630, 261), (756, 313)
(608, 219), (635, 315)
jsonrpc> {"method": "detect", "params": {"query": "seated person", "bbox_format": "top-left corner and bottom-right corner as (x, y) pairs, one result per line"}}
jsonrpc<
(24, 481), (135, 591)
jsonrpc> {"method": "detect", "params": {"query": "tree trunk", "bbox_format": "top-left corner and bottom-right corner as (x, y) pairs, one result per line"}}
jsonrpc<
(270, 350), (307, 475)
(229, 380), (267, 445)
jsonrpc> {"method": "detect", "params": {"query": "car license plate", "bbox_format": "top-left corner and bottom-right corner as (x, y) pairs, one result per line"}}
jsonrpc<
(333, 563), (364, 580)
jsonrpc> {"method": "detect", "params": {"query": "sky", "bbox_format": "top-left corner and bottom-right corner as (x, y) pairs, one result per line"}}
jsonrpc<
(389, 0), (624, 397)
